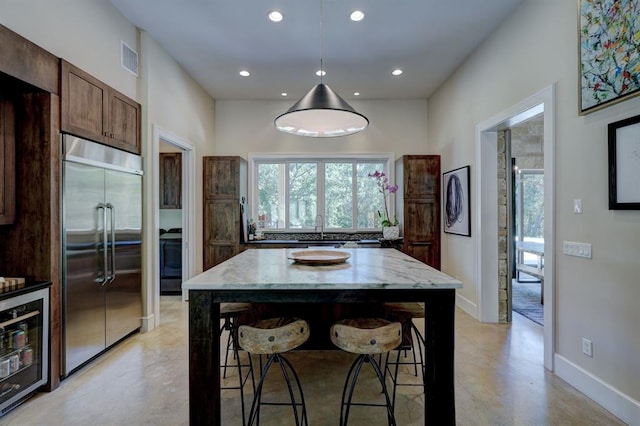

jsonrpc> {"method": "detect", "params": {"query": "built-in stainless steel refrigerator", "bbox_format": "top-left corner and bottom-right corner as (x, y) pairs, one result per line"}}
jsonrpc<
(61, 134), (143, 377)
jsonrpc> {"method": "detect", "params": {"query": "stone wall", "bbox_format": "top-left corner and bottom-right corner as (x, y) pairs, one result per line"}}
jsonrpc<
(497, 130), (509, 322)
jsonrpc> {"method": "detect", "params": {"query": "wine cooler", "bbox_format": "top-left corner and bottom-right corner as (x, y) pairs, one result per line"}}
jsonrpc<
(0, 284), (49, 415)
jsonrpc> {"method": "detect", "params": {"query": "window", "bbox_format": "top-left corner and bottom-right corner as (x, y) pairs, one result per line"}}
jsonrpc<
(250, 154), (394, 232)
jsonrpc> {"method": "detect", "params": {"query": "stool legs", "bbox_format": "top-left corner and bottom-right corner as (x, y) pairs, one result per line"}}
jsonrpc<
(239, 318), (310, 426)
(384, 318), (426, 410)
(220, 315), (256, 426)
(247, 353), (308, 426)
(340, 354), (396, 426)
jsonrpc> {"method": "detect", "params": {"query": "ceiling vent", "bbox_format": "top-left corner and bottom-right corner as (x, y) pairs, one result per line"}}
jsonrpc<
(121, 41), (138, 76)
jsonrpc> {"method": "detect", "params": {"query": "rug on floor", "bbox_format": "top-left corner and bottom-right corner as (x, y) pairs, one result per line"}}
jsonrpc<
(512, 280), (543, 326)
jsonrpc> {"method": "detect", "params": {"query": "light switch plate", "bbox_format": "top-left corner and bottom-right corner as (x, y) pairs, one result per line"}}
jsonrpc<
(573, 199), (582, 214)
(563, 241), (592, 258)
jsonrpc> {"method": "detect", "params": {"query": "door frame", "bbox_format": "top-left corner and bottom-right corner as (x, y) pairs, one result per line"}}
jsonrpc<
(474, 85), (555, 370)
(149, 124), (195, 329)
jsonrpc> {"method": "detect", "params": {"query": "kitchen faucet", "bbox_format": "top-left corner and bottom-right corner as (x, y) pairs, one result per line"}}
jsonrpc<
(315, 214), (324, 240)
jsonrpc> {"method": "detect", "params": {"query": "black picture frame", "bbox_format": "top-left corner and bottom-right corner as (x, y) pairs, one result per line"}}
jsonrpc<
(443, 165), (471, 236)
(608, 114), (640, 210)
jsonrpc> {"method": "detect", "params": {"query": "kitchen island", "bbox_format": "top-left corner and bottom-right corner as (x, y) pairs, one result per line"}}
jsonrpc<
(184, 248), (462, 425)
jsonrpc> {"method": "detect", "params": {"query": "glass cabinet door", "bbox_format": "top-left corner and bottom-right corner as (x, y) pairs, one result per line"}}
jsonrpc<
(0, 287), (48, 414)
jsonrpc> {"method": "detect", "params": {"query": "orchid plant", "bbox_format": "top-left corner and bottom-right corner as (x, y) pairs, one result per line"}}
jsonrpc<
(368, 170), (399, 227)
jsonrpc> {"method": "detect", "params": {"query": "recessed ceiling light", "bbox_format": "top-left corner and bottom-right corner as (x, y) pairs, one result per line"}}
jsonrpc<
(281, 92), (288, 97)
(316, 70), (326, 77)
(268, 11), (283, 22)
(354, 92), (360, 96)
(239, 70), (250, 77)
(391, 69), (403, 76)
(350, 10), (365, 22)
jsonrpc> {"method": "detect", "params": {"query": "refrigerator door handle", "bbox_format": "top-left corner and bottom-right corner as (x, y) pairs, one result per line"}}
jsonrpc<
(107, 203), (116, 284)
(96, 203), (108, 286)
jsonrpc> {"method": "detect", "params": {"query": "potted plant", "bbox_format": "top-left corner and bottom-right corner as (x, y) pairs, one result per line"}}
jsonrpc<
(368, 170), (400, 239)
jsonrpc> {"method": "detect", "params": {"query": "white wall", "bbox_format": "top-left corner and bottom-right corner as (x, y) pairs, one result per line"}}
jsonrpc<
(0, 0), (138, 100)
(428, 0), (640, 421)
(214, 99), (428, 157)
(140, 31), (216, 276)
(0, 0), (217, 331)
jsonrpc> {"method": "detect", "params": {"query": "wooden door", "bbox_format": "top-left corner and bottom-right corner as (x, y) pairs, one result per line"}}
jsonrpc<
(403, 155), (440, 198)
(203, 200), (240, 269)
(160, 153), (182, 209)
(204, 156), (241, 199)
(60, 60), (107, 143)
(397, 155), (441, 269)
(404, 199), (440, 269)
(0, 99), (15, 224)
(106, 88), (140, 154)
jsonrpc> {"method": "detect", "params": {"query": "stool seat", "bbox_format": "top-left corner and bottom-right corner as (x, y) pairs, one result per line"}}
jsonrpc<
(239, 317), (310, 355)
(331, 318), (402, 354)
(239, 317), (310, 425)
(383, 302), (424, 318)
(330, 318), (402, 425)
(220, 302), (253, 317)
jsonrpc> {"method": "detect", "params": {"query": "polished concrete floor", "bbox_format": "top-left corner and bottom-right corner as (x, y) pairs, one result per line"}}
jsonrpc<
(0, 296), (624, 425)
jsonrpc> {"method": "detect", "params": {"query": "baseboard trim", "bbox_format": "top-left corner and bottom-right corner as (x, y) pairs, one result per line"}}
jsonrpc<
(456, 292), (477, 319)
(140, 314), (155, 333)
(554, 354), (640, 424)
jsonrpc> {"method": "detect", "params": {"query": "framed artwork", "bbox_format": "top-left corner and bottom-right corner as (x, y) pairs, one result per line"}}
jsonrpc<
(443, 165), (471, 236)
(579, 0), (640, 114)
(608, 114), (640, 209)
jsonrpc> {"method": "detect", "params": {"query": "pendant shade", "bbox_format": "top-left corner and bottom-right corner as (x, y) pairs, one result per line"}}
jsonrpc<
(275, 83), (369, 137)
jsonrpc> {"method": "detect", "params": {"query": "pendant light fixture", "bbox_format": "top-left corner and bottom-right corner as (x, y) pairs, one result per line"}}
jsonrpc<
(274, 0), (369, 137)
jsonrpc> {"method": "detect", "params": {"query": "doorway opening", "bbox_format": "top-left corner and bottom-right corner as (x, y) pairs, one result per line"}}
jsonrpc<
(500, 116), (545, 327)
(511, 164), (544, 325)
(150, 125), (195, 329)
(475, 85), (555, 370)
(159, 141), (183, 296)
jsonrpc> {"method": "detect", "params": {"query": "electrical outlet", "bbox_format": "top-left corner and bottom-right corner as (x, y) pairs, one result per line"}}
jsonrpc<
(582, 338), (593, 357)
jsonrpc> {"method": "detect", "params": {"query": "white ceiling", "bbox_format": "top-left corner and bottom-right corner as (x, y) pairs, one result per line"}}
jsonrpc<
(110, 0), (524, 101)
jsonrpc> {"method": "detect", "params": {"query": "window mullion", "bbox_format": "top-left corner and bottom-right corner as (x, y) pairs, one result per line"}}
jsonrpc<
(284, 160), (290, 230)
(317, 161), (325, 229)
(351, 161), (357, 232)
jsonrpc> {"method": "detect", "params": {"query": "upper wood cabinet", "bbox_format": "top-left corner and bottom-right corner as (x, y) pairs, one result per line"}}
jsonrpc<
(160, 153), (182, 209)
(204, 156), (246, 200)
(60, 60), (140, 154)
(396, 155), (441, 269)
(0, 99), (15, 225)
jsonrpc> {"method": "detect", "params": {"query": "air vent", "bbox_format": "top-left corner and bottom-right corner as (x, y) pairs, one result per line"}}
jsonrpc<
(121, 41), (138, 76)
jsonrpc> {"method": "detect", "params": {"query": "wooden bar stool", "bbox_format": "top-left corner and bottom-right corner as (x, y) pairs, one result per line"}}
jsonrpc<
(239, 317), (310, 426)
(383, 302), (426, 408)
(220, 303), (256, 426)
(330, 318), (402, 426)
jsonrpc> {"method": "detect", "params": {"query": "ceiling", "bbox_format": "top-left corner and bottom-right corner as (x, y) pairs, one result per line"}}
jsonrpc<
(110, 0), (524, 101)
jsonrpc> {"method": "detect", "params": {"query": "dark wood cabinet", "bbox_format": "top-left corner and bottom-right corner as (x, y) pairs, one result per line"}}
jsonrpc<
(203, 156), (247, 270)
(396, 155), (441, 269)
(159, 153), (182, 209)
(61, 60), (140, 154)
(0, 99), (15, 225)
(0, 22), (63, 392)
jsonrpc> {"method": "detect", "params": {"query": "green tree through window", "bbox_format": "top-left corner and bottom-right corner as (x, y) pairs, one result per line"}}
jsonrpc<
(254, 156), (391, 231)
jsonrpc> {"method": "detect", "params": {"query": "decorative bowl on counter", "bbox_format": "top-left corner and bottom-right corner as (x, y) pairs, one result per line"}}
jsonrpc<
(287, 250), (351, 266)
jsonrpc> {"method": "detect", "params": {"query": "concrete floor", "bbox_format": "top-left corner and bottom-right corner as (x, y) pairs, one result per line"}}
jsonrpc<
(0, 296), (623, 425)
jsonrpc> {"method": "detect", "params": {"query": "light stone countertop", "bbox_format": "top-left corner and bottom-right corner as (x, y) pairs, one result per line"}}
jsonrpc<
(183, 248), (462, 291)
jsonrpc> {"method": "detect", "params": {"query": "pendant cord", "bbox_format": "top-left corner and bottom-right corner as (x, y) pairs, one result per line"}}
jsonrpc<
(320, 0), (324, 84)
